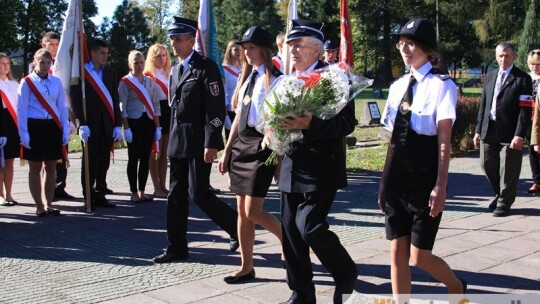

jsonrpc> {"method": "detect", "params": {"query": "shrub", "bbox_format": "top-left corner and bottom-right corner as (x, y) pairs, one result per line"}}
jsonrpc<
(451, 96), (480, 154)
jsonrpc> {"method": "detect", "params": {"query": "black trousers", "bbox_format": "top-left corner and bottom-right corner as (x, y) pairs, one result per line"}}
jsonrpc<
(281, 189), (357, 301)
(166, 156), (238, 254)
(127, 116), (155, 193)
(81, 118), (113, 199)
(55, 155), (67, 193)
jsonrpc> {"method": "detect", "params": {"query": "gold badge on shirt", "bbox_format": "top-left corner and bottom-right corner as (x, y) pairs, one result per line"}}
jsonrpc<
(399, 101), (411, 114)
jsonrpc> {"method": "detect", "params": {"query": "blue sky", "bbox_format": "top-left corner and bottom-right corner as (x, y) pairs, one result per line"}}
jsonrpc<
(91, 0), (122, 24)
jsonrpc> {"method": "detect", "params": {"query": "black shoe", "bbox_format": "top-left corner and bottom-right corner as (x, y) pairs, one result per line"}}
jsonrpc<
(334, 272), (357, 304)
(97, 187), (114, 195)
(488, 196), (498, 211)
(96, 201), (116, 208)
(209, 185), (221, 193)
(223, 269), (255, 284)
(54, 190), (75, 201)
(460, 278), (467, 294)
(230, 237), (240, 252)
(493, 206), (510, 217)
(153, 251), (188, 263)
(281, 296), (316, 304)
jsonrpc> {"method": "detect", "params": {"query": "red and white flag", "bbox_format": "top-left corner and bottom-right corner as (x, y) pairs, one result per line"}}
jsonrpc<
(52, 0), (88, 99)
(339, 0), (353, 67)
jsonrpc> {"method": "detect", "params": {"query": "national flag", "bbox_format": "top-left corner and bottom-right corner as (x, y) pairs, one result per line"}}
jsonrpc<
(283, 0), (298, 74)
(195, 0), (224, 75)
(53, 0), (88, 99)
(339, 0), (353, 67)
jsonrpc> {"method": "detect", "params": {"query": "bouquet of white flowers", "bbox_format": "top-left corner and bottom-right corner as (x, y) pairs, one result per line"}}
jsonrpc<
(257, 63), (373, 165)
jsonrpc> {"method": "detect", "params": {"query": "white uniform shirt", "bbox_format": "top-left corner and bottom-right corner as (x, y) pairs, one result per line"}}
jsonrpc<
(223, 64), (240, 112)
(17, 72), (70, 137)
(0, 78), (19, 110)
(235, 64), (278, 128)
(381, 61), (457, 136)
(154, 68), (169, 101)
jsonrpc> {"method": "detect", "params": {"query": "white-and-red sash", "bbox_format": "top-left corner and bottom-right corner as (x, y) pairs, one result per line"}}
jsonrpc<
(223, 65), (239, 78)
(23, 76), (62, 128)
(121, 74), (160, 153)
(84, 66), (115, 122)
(144, 71), (168, 98)
(121, 74), (157, 120)
(0, 88), (18, 125)
(23, 75), (68, 161)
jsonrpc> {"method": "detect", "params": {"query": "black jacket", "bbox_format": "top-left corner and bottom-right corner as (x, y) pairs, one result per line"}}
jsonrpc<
(167, 51), (225, 159)
(475, 66), (532, 143)
(279, 61), (357, 193)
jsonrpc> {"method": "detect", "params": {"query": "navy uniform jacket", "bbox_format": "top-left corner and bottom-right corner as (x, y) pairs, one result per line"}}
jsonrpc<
(475, 66), (532, 143)
(279, 61), (357, 193)
(71, 65), (121, 134)
(167, 51), (225, 159)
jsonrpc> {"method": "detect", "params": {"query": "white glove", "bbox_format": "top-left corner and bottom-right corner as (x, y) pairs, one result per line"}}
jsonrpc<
(0, 137), (7, 148)
(63, 133), (70, 146)
(21, 132), (31, 149)
(112, 127), (123, 142)
(155, 127), (162, 141)
(124, 128), (133, 143)
(79, 125), (91, 142)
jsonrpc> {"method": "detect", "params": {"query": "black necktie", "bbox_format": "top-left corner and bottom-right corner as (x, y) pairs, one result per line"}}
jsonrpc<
(179, 64), (184, 77)
(391, 75), (417, 148)
(244, 69), (259, 99)
(238, 69), (259, 133)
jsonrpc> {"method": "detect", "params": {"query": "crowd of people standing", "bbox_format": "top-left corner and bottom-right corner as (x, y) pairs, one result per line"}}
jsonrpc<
(1, 13), (540, 304)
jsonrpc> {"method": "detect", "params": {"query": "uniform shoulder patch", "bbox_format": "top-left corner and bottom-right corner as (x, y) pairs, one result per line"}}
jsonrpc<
(271, 66), (283, 78)
(429, 68), (451, 81)
(209, 118), (222, 127)
(209, 81), (220, 96)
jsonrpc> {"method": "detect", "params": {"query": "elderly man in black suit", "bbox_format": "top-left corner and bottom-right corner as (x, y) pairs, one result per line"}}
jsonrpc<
(272, 19), (358, 304)
(474, 42), (533, 217)
(153, 17), (239, 263)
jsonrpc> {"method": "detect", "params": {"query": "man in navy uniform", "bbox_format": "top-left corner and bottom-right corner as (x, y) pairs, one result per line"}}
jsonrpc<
(323, 39), (339, 65)
(275, 19), (358, 304)
(153, 17), (239, 263)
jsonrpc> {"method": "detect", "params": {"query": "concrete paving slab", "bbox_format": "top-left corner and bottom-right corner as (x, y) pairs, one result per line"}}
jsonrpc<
(1, 149), (539, 303)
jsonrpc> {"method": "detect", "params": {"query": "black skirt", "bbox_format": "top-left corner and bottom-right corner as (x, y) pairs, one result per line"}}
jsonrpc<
(159, 99), (171, 134)
(229, 127), (276, 197)
(22, 119), (62, 161)
(2, 108), (20, 159)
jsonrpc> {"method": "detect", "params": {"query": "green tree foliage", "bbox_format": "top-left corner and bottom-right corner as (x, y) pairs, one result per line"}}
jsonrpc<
(517, 0), (540, 69)
(217, 0), (282, 50)
(299, 0), (339, 42)
(108, 0), (156, 77)
(0, 0), (24, 52)
(473, 0), (527, 73)
(142, 0), (174, 44)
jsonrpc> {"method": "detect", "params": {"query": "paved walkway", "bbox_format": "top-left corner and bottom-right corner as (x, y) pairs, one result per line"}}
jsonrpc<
(0, 147), (539, 303)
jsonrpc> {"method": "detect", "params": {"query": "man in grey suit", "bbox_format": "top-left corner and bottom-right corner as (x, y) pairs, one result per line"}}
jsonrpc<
(474, 42), (533, 217)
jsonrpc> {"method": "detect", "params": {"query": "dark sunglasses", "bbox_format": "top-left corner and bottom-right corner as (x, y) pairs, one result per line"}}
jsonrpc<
(530, 51), (540, 56)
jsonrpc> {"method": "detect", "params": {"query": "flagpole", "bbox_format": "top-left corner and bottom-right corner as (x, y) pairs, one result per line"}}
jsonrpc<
(78, 0), (92, 213)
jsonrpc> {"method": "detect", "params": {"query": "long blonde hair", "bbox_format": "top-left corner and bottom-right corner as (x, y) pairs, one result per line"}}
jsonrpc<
(0, 53), (14, 80)
(144, 44), (171, 76)
(223, 40), (240, 67)
(231, 44), (274, 110)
